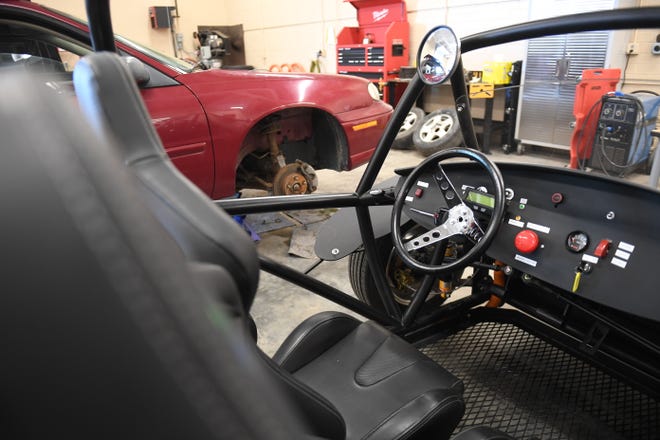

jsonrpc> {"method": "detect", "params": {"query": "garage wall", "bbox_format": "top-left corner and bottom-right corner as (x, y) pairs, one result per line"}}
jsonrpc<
(408, 0), (530, 72)
(621, 0), (660, 93)
(38, 0), (658, 95)
(38, 0), (229, 60)
(233, 0), (531, 73)
(35, 0), (534, 72)
(223, 0), (355, 72)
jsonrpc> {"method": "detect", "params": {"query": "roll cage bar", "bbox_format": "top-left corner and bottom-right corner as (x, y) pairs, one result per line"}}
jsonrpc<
(83, 0), (660, 330)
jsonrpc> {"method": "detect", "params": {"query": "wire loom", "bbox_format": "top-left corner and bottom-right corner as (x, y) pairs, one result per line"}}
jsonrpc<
(420, 321), (659, 439)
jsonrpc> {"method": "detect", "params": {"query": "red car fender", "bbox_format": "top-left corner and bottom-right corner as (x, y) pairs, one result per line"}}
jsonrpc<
(1, 1), (392, 199)
(178, 70), (390, 198)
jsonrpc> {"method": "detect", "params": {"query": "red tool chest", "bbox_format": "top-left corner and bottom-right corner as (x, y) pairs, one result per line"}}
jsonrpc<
(336, 0), (410, 84)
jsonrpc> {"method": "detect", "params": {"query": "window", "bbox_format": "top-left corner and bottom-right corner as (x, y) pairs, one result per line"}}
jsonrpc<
(0, 20), (89, 76)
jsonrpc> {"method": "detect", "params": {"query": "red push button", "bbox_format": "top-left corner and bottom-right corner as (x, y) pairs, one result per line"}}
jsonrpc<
(594, 239), (612, 258)
(514, 230), (539, 254)
(414, 188), (424, 198)
(551, 192), (564, 204)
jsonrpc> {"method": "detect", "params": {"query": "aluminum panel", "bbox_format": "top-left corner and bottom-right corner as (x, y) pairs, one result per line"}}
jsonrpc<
(520, 28), (609, 149)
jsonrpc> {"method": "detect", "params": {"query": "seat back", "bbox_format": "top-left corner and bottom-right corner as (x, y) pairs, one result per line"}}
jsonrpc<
(73, 52), (347, 439)
(0, 72), (304, 439)
(73, 53), (260, 310)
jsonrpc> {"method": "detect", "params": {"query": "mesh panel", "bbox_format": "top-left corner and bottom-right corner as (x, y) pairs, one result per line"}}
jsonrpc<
(420, 322), (659, 439)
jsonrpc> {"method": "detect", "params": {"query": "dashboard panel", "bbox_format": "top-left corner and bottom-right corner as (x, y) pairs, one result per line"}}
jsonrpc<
(407, 162), (660, 322)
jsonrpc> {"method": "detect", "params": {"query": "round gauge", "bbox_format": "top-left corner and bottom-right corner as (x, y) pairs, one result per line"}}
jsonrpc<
(566, 231), (589, 253)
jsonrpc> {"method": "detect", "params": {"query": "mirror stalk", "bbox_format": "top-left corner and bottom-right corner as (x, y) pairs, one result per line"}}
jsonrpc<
(450, 58), (480, 152)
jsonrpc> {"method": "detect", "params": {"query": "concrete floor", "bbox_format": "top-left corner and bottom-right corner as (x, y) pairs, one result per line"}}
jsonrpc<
(251, 146), (658, 356)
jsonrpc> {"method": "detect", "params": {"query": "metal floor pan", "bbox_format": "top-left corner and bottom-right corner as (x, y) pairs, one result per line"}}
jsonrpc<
(420, 321), (659, 439)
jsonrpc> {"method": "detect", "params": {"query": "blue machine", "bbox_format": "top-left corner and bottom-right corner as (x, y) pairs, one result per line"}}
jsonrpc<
(588, 92), (660, 176)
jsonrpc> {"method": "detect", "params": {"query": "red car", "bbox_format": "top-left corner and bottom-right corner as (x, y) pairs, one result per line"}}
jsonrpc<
(0, 0), (392, 198)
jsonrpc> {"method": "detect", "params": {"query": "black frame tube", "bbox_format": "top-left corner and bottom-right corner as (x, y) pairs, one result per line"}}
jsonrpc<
(85, 0), (116, 52)
(462, 7), (660, 54)
(352, 77), (427, 323)
(356, 78), (426, 195)
(259, 256), (399, 327)
(475, 306), (660, 398)
(218, 7), (660, 332)
(401, 292), (490, 342)
(524, 279), (660, 356)
(218, 193), (358, 215)
(356, 206), (402, 320)
(450, 58), (480, 152)
(400, 243), (446, 327)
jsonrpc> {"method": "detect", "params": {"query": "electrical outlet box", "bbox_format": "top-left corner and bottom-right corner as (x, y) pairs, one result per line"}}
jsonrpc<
(626, 42), (639, 55)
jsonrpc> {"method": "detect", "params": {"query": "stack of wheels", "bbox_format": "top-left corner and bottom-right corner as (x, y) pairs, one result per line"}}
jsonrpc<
(392, 107), (425, 150)
(413, 108), (463, 156)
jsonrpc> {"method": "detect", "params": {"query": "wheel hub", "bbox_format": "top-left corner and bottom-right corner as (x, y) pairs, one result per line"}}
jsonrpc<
(278, 170), (308, 195)
(420, 115), (453, 142)
(272, 162), (317, 195)
(400, 111), (418, 132)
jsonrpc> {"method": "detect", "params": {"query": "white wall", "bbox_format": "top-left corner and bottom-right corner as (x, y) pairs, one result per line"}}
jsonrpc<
(620, 0), (660, 93)
(233, 0), (531, 72)
(39, 0), (658, 93)
(409, 0), (530, 71)
(224, 0), (356, 72)
(38, 0), (529, 71)
(38, 0), (229, 59)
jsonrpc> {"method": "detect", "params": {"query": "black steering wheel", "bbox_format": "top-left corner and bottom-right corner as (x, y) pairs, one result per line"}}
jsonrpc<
(391, 148), (505, 274)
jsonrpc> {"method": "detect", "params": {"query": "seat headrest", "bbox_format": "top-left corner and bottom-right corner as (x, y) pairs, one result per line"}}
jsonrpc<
(73, 53), (260, 309)
(74, 52), (165, 165)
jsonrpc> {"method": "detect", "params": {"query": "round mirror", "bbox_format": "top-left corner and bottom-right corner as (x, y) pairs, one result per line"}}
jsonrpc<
(417, 26), (460, 85)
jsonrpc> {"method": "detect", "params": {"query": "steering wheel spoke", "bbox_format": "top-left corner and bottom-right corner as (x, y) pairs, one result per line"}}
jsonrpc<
(405, 204), (475, 251)
(391, 148), (505, 274)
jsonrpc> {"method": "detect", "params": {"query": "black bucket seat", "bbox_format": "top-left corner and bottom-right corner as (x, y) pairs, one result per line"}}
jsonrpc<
(73, 52), (466, 439)
(0, 72), (304, 439)
(1, 69), (516, 440)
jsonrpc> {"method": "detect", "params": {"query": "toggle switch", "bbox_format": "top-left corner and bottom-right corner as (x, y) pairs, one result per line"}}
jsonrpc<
(594, 239), (612, 258)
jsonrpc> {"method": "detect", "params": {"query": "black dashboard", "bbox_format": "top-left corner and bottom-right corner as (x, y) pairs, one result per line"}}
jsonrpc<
(405, 162), (660, 322)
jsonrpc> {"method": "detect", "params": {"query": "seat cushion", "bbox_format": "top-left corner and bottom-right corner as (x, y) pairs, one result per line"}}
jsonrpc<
(274, 312), (464, 440)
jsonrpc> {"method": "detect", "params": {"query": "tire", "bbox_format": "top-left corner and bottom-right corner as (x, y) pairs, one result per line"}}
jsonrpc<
(348, 231), (442, 313)
(348, 236), (393, 311)
(413, 108), (463, 156)
(392, 107), (425, 150)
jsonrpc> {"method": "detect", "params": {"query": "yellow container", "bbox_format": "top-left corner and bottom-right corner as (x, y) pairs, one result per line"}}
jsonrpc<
(482, 61), (512, 84)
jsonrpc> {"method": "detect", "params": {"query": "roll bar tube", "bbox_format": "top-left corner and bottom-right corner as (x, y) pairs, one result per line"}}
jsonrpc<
(85, 0), (116, 52)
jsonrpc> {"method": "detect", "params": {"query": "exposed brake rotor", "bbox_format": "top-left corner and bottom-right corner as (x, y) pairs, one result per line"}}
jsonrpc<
(272, 161), (318, 195)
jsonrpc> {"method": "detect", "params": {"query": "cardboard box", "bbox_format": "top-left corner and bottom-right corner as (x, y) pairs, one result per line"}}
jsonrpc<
(469, 83), (495, 99)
